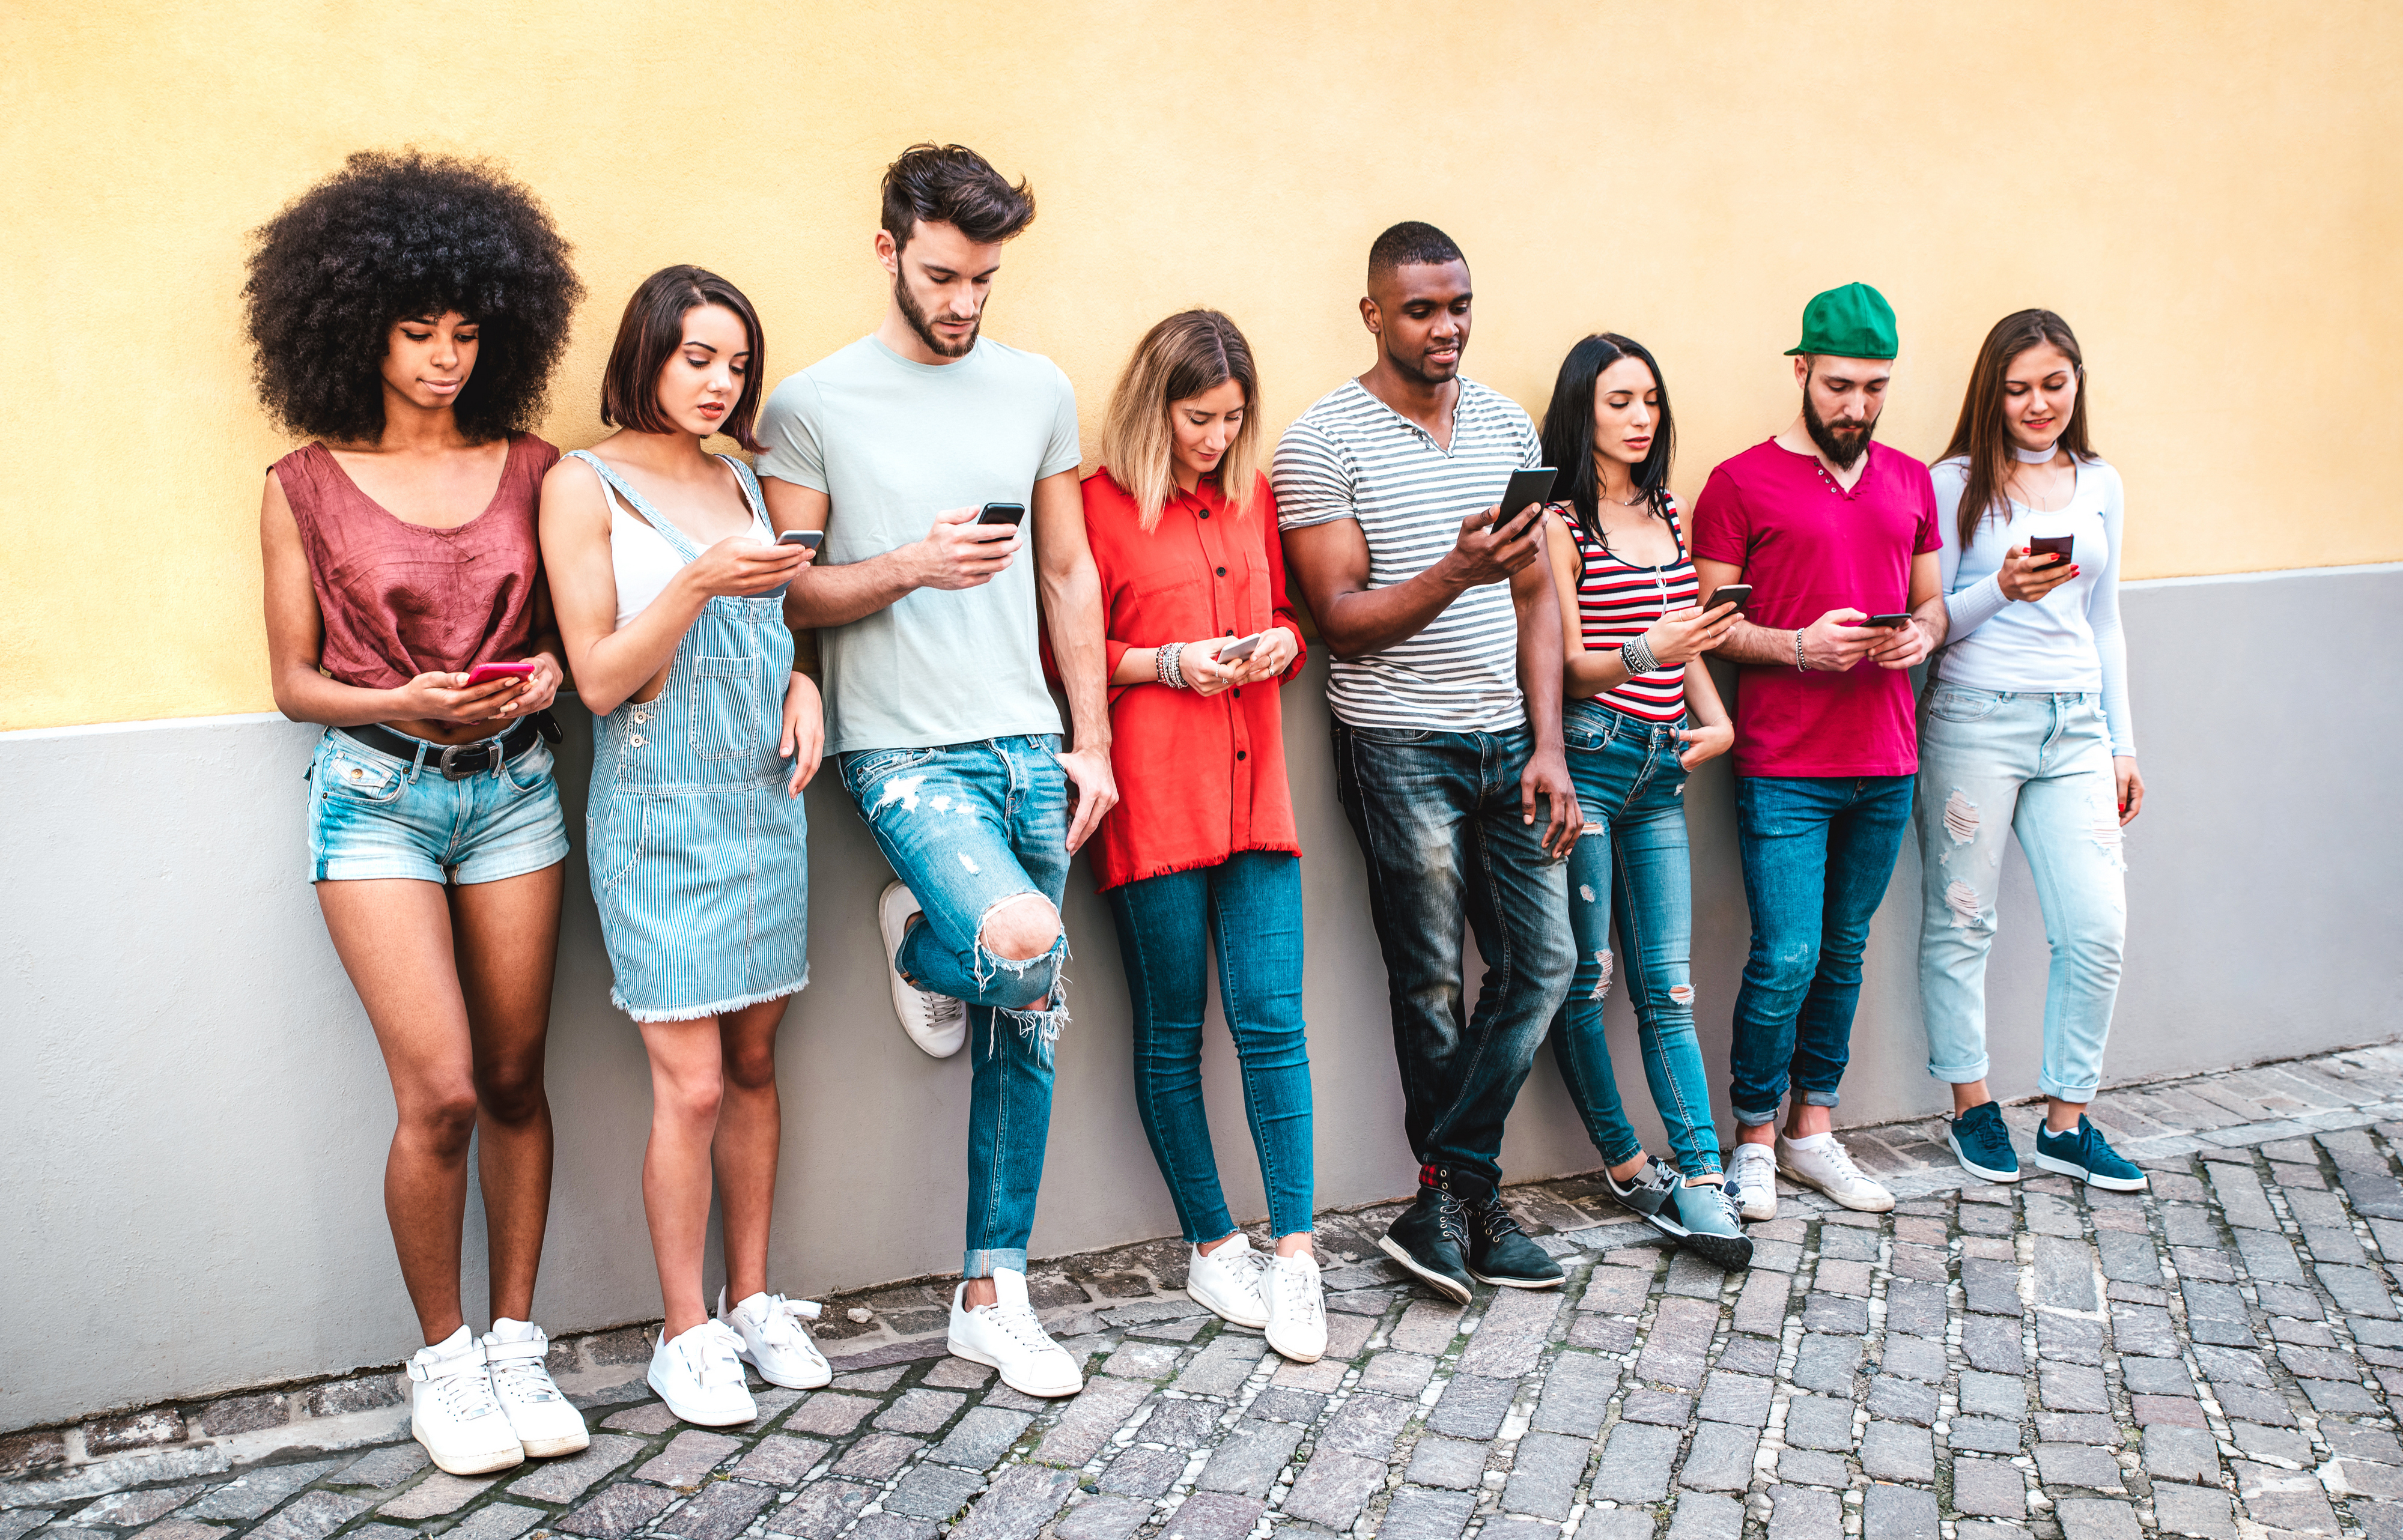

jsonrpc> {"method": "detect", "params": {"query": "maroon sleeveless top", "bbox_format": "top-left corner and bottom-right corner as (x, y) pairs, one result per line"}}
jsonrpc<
(273, 434), (560, 689)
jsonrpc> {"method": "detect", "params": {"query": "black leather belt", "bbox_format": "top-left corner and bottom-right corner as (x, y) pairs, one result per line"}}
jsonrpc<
(337, 711), (560, 781)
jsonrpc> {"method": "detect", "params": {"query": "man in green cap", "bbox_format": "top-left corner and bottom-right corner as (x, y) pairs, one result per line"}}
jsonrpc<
(1689, 282), (1949, 1222)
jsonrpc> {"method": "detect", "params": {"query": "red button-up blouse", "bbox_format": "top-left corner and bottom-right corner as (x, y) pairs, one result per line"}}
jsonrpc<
(1079, 467), (1308, 892)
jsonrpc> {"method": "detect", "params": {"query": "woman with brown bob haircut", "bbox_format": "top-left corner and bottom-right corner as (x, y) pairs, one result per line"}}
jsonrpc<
(539, 265), (827, 1426)
(1078, 310), (1325, 1363)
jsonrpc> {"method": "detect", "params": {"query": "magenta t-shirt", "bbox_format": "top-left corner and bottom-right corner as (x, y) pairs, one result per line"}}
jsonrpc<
(1690, 438), (1942, 778)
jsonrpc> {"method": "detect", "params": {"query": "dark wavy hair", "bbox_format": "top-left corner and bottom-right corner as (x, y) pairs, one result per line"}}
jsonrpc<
(243, 150), (583, 444)
(881, 143), (1035, 253)
(1539, 332), (1676, 556)
(1940, 309), (2096, 551)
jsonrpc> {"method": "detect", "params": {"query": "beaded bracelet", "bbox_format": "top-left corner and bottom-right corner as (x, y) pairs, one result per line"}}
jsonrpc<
(1619, 637), (1660, 678)
(1156, 642), (1187, 690)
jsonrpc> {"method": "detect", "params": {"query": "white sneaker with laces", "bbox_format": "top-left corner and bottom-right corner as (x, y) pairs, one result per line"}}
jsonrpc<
(718, 1288), (832, 1389)
(879, 881), (967, 1058)
(481, 1320), (589, 1458)
(407, 1327), (524, 1475)
(1776, 1132), (1895, 1213)
(1728, 1142), (1778, 1223)
(647, 1320), (758, 1426)
(1263, 1251), (1327, 1363)
(947, 1269), (1083, 1398)
(1184, 1233), (1269, 1328)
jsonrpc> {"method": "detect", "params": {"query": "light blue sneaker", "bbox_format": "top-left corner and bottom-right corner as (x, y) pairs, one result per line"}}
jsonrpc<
(1948, 1101), (2021, 1184)
(2035, 1115), (2149, 1192)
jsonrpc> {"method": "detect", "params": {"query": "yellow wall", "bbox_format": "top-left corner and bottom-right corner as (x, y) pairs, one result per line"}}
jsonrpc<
(5, 1), (2399, 732)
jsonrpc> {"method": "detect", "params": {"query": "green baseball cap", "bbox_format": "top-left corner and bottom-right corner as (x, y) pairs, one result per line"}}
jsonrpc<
(1785, 282), (1898, 359)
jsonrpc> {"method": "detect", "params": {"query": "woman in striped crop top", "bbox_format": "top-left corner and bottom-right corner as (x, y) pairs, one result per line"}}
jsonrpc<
(1536, 333), (1751, 1269)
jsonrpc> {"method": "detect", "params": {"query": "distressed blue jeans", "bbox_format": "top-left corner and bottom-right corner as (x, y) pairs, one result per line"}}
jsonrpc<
(839, 735), (1069, 1278)
(1107, 850), (1315, 1243)
(1727, 773), (1915, 1127)
(1332, 720), (1573, 1195)
(1550, 702), (1722, 1178)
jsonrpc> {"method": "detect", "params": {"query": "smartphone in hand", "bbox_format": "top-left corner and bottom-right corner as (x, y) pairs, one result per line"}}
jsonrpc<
(464, 662), (536, 687)
(1704, 583), (1752, 615)
(977, 502), (1027, 527)
(1217, 632), (1265, 664)
(1863, 613), (1915, 628)
(2027, 534), (2074, 568)
(1496, 467), (1558, 527)
(777, 529), (824, 551)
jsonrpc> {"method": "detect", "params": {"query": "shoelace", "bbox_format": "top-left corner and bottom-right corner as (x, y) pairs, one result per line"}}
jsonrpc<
(1810, 1139), (1871, 1188)
(977, 1300), (1059, 1355)
(1472, 1193), (1527, 1242)
(1434, 1189), (1471, 1249)
(925, 992), (965, 1031)
(424, 1360), (505, 1420)
(1272, 1261), (1322, 1323)
(1617, 1162), (1679, 1206)
(488, 1353), (560, 1404)
(1729, 1144), (1773, 1192)
(749, 1295), (824, 1355)
(681, 1321), (749, 1388)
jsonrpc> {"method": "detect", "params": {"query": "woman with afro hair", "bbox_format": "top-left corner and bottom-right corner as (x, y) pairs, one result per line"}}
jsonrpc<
(248, 149), (589, 1476)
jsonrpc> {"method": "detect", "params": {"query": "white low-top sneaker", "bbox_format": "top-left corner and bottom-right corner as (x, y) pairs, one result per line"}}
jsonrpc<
(407, 1327), (524, 1475)
(947, 1269), (1083, 1398)
(878, 881), (967, 1058)
(482, 1320), (589, 1458)
(1185, 1233), (1269, 1329)
(648, 1320), (757, 1426)
(718, 1288), (832, 1390)
(1727, 1142), (1778, 1223)
(1776, 1132), (1895, 1213)
(1263, 1251), (1327, 1364)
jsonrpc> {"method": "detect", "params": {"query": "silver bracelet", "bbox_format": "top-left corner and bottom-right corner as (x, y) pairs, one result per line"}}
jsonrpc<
(1794, 628), (1809, 673)
(1619, 637), (1660, 677)
(1156, 642), (1187, 690)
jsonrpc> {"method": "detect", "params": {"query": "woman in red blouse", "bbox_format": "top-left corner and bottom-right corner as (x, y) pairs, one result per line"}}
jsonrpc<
(1083, 311), (1323, 1363)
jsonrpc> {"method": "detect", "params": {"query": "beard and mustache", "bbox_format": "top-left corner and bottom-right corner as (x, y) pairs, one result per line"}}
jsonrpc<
(1803, 385), (1879, 470)
(895, 271), (979, 359)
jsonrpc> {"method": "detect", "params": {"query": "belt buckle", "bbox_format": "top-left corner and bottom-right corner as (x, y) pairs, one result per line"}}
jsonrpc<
(440, 739), (503, 780)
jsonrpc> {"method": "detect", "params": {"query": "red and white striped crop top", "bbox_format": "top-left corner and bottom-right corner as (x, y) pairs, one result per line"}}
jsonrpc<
(1555, 497), (1697, 723)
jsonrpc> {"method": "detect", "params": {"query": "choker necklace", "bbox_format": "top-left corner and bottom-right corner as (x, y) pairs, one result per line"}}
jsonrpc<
(2012, 441), (2059, 464)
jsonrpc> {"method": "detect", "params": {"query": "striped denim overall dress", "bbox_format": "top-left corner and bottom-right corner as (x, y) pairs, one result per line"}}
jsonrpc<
(570, 450), (809, 1022)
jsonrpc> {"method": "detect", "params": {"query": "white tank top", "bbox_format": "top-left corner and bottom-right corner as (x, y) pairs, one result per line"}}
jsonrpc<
(602, 467), (773, 629)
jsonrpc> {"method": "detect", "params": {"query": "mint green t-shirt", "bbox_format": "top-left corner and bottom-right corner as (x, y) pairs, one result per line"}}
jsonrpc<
(755, 335), (1082, 754)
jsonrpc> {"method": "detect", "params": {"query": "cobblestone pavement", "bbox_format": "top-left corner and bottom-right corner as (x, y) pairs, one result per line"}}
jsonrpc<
(10, 1046), (2403, 1540)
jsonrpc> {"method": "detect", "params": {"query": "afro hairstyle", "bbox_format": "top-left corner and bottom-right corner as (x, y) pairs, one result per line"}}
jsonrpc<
(243, 149), (583, 444)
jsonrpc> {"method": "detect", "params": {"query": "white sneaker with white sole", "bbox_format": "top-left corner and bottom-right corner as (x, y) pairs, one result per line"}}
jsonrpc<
(481, 1320), (589, 1458)
(406, 1327), (524, 1475)
(1185, 1233), (1269, 1328)
(947, 1269), (1083, 1398)
(1263, 1251), (1327, 1363)
(878, 881), (967, 1058)
(1727, 1142), (1778, 1222)
(648, 1320), (757, 1426)
(718, 1288), (832, 1389)
(1776, 1132), (1895, 1213)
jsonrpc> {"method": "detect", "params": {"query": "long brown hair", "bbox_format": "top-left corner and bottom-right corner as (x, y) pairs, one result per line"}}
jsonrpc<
(1940, 309), (2096, 550)
(1097, 310), (1262, 530)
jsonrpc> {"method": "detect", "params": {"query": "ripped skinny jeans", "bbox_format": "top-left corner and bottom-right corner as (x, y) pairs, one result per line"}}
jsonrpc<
(1915, 687), (2125, 1102)
(840, 735), (1070, 1278)
(1550, 702), (1722, 1178)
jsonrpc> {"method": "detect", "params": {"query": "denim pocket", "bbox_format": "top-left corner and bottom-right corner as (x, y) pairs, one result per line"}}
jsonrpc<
(1346, 724), (1432, 745)
(691, 655), (758, 760)
(501, 738), (556, 795)
(1928, 687), (2005, 724)
(320, 750), (407, 805)
(593, 791), (649, 891)
(840, 745), (940, 798)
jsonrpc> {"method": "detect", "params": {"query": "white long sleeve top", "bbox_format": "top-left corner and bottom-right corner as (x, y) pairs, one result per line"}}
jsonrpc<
(1931, 454), (2136, 756)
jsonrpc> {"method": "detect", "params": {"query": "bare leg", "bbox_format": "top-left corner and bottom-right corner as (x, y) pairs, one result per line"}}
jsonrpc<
(1779, 1103), (1832, 1140)
(2045, 1096), (2087, 1134)
(715, 999), (791, 1306)
(317, 878), (479, 1344)
(450, 864), (565, 1324)
(640, 1018), (729, 1339)
(1272, 1233), (1315, 1260)
(1950, 1078), (1994, 1117)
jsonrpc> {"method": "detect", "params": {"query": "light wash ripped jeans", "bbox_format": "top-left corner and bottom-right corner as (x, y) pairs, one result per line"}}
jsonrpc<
(839, 735), (1069, 1278)
(1914, 687), (2127, 1102)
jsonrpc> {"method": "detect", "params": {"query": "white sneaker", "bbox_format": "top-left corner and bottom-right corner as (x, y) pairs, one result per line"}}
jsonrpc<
(647, 1320), (757, 1426)
(878, 881), (967, 1057)
(1728, 1142), (1778, 1223)
(481, 1320), (589, 1458)
(718, 1288), (832, 1389)
(406, 1327), (524, 1476)
(1263, 1251), (1327, 1364)
(947, 1270), (1083, 1398)
(1776, 1132), (1895, 1213)
(1185, 1233), (1269, 1329)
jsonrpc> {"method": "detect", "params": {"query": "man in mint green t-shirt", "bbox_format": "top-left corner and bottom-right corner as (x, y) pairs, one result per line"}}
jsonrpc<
(756, 144), (1116, 1401)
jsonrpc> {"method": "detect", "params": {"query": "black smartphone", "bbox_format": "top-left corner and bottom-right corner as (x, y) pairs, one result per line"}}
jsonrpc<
(1864, 613), (1915, 628)
(1704, 583), (1753, 615)
(2027, 534), (2074, 568)
(777, 530), (824, 551)
(1495, 467), (1558, 529)
(977, 502), (1027, 527)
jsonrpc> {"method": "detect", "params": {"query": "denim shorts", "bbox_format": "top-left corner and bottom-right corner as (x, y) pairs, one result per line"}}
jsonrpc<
(306, 728), (569, 885)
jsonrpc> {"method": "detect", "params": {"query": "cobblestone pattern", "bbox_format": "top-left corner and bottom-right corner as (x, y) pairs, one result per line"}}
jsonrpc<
(10, 1047), (2403, 1540)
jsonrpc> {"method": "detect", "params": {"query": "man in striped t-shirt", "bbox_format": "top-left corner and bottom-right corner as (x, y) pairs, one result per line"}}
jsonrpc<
(1277, 222), (1581, 1303)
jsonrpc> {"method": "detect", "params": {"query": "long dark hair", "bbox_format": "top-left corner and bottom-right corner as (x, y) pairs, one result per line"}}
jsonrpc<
(1941, 309), (2097, 550)
(1539, 332), (1675, 555)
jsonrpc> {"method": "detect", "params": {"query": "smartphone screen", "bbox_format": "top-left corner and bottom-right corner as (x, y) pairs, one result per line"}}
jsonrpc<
(2027, 534), (2074, 568)
(1496, 467), (1558, 526)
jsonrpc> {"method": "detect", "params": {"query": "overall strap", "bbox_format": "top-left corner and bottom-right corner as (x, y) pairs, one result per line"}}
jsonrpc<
(716, 453), (775, 540)
(566, 449), (706, 565)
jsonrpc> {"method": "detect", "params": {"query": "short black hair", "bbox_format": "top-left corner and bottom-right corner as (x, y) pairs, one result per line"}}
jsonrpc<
(243, 150), (582, 444)
(1367, 221), (1466, 287)
(600, 267), (767, 453)
(881, 143), (1036, 252)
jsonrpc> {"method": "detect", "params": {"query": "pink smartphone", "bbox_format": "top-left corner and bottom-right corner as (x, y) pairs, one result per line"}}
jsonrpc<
(465, 662), (536, 687)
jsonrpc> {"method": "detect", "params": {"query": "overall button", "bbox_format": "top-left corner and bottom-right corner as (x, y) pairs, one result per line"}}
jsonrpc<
(628, 734), (647, 747)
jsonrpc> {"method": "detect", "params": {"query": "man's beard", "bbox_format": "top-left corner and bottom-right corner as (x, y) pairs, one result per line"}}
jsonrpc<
(1803, 389), (1877, 470)
(1385, 340), (1461, 387)
(896, 273), (978, 359)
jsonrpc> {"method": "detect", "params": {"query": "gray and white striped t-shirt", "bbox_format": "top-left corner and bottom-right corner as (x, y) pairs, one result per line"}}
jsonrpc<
(1272, 378), (1541, 732)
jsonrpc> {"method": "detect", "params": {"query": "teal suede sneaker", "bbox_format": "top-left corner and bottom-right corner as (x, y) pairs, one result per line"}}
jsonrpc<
(2035, 1115), (2149, 1192)
(1948, 1101), (2022, 1184)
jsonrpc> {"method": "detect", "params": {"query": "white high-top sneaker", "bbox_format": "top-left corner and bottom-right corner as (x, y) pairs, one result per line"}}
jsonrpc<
(878, 881), (967, 1057)
(481, 1320), (590, 1458)
(1263, 1250), (1327, 1364)
(647, 1320), (757, 1427)
(406, 1327), (524, 1475)
(718, 1288), (833, 1390)
(947, 1269), (1083, 1398)
(1184, 1233), (1269, 1329)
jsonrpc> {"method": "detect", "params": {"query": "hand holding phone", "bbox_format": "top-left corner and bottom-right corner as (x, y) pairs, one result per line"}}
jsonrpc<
(464, 662), (536, 688)
(1863, 613), (1915, 629)
(976, 502), (1027, 527)
(1496, 467), (1558, 525)
(1453, 471), (1555, 588)
(1215, 632), (1264, 664)
(1703, 583), (1752, 617)
(2027, 534), (2074, 568)
(916, 505), (1021, 591)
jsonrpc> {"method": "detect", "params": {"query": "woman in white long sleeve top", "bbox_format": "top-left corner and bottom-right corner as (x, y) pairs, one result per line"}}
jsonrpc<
(1918, 309), (2149, 1193)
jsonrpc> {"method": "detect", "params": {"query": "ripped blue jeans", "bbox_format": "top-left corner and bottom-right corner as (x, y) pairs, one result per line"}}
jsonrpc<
(840, 735), (1069, 1278)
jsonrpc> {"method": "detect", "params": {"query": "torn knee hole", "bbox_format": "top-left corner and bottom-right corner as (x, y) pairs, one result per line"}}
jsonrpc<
(1667, 984), (1695, 1005)
(1942, 789), (1979, 845)
(978, 893), (1062, 963)
(1943, 879), (1988, 930)
(1587, 949), (1614, 1001)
